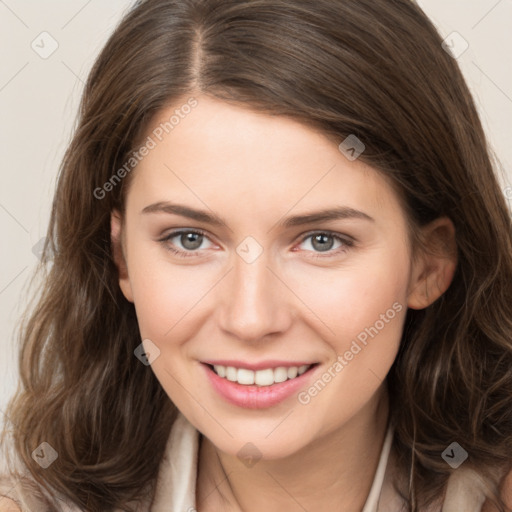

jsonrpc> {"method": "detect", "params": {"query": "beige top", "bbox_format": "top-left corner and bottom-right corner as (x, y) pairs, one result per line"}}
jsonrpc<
(0, 411), (491, 511)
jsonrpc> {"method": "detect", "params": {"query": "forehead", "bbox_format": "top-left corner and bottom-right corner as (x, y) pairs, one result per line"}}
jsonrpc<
(125, 94), (403, 228)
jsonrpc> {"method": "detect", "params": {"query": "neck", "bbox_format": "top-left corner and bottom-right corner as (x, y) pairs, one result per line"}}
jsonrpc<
(196, 383), (391, 512)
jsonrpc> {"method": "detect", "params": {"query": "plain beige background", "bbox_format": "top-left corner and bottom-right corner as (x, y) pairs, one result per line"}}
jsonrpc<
(1, 0), (511, 416)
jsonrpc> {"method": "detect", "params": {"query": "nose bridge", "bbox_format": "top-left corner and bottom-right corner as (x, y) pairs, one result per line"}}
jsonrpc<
(217, 244), (290, 341)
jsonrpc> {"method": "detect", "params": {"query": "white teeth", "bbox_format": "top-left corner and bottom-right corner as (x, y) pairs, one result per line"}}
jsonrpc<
(212, 364), (313, 386)
(287, 366), (298, 379)
(255, 368), (274, 386)
(226, 366), (237, 381)
(237, 368), (255, 385)
(214, 365), (226, 378)
(298, 365), (309, 375)
(274, 367), (288, 383)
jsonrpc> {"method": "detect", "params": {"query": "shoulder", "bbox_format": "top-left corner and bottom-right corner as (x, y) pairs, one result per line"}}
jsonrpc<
(0, 472), (53, 512)
(481, 468), (512, 512)
(0, 497), (21, 511)
(0, 474), (21, 511)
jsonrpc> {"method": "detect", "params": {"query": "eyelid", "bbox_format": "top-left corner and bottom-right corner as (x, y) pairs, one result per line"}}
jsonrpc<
(159, 227), (211, 241)
(297, 229), (354, 244)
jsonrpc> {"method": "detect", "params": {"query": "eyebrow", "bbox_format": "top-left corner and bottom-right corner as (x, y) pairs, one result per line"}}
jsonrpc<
(141, 201), (374, 228)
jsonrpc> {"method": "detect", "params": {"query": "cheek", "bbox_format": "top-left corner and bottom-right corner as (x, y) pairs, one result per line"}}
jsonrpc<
(125, 250), (211, 410)
(125, 242), (214, 339)
(294, 246), (409, 415)
(283, 244), (410, 344)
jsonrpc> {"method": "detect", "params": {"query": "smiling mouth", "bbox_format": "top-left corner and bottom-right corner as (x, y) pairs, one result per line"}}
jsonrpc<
(206, 363), (318, 387)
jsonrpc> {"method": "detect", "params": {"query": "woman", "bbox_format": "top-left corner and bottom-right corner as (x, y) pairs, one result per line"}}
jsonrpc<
(1, 0), (512, 510)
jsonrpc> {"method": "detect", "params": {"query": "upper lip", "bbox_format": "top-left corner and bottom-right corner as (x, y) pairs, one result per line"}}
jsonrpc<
(201, 360), (317, 371)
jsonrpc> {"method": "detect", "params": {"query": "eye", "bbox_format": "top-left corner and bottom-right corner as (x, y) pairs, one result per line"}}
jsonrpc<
(158, 229), (354, 259)
(159, 229), (214, 258)
(296, 231), (354, 258)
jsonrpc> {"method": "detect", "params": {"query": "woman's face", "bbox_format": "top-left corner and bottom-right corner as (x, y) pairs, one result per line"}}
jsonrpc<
(112, 94), (441, 459)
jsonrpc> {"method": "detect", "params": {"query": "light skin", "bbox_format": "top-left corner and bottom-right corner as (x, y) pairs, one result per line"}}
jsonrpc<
(111, 93), (457, 511)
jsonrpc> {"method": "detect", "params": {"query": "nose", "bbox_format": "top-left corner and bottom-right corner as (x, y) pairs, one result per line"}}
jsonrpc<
(217, 249), (293, 343)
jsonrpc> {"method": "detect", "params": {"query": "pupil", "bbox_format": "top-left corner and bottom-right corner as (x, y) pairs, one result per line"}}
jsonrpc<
(312, 234), (333, 252)
(182, 233), (202, 250)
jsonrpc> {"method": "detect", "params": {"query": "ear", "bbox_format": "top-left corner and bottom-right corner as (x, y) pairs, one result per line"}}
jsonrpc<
(111, 209), (134, 303)
(407, 216), (457, 310)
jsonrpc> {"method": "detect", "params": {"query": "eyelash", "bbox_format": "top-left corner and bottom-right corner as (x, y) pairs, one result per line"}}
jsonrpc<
(159, 229), (354, 259)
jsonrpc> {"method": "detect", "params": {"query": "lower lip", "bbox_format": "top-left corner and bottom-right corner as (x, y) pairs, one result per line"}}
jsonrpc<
(202, 363), (318, 409)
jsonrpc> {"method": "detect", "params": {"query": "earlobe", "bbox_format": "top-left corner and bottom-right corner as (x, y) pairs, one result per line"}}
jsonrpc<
(111, 209), (134, 303)
(407, 217), (457, 310)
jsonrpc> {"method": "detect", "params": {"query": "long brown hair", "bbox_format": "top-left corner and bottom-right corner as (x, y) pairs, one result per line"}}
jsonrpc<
(2, 0), (512, 510)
